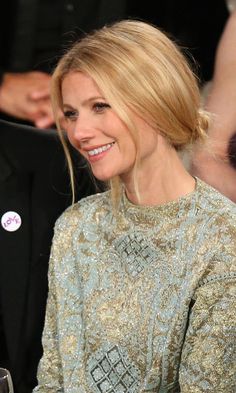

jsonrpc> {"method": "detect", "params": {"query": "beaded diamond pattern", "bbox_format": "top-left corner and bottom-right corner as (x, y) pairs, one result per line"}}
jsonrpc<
(88, 344), (141, 393)
(114, 232), (157, 277)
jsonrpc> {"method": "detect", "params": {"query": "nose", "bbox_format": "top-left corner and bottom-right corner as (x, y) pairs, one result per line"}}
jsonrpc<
(68, 114), (94, 145)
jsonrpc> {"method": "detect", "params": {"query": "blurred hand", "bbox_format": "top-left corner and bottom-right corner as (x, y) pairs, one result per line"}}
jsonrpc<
(191, 146), (236, 203)
(0, 71), (54, 128)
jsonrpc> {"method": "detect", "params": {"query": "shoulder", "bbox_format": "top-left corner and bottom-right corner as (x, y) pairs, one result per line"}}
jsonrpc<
(50, 191), (111, 255)
(195, 179), (236, 283)
(0, 120), (64, 171)
(55, 190), (111, 232)
(197, 178), (236, 224)
(195, 178), (236, 251)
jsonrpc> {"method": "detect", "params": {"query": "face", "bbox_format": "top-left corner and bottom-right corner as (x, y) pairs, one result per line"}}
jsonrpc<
(61, 71), (159, 184)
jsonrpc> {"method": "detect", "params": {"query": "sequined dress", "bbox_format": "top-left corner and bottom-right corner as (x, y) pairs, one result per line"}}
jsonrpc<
(33, 179), (236, 393)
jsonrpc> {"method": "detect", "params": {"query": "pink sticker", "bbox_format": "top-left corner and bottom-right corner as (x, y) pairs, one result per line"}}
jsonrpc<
(1, 211), (22, 232)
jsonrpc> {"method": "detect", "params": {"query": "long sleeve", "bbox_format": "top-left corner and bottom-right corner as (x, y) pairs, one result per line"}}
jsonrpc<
(179, 277), (236, 392)
(33, 203), (86, 392)
(33, 227), (64, 392)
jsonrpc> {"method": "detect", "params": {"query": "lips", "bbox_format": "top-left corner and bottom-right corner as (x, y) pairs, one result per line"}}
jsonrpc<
(87, 142), (115, 156)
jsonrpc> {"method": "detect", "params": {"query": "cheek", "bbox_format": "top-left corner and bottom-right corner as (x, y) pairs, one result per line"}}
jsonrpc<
(122, 137), (137, 160)
(64, 125), (77, 146)
(65, 130), (85, 158)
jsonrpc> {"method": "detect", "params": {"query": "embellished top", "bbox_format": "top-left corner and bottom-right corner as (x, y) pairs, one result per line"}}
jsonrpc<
(33, 179), (236, 393)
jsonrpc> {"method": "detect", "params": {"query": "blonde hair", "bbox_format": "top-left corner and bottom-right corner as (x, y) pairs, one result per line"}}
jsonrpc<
(51, 19), (209, 205)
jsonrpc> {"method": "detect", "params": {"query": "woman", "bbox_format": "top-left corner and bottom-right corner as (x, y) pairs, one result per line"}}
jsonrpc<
(34, 20), (236, 392)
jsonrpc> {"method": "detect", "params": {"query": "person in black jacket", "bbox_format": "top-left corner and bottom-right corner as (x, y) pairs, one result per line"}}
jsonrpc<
(0, 119), (100, 393)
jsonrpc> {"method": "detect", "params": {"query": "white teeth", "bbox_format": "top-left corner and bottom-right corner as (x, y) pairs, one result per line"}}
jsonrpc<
(88, 142), (114, 156)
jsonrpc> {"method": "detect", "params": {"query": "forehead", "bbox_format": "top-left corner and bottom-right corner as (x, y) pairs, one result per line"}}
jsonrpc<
(61, 71), (102, 103)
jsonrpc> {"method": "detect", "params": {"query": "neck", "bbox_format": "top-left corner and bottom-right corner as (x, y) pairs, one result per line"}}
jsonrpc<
(123, 145), (195, 206)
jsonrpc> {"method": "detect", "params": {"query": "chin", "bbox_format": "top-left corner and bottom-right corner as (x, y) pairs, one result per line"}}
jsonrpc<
(92, 171), (115, 182)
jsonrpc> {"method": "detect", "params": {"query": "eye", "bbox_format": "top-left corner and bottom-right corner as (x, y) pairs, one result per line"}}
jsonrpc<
(64, 110), (78, 121)
(93, 102), (111, 113)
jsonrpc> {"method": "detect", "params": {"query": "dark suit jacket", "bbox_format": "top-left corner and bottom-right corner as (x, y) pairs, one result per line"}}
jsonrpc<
(0, 120), (98, 393)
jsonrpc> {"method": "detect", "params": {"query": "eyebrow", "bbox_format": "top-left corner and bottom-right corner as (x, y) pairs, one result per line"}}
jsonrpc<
(63, 96), (106, 110)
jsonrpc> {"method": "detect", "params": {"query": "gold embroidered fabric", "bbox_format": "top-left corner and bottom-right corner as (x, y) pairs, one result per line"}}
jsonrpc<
(33, 179), (236, 393)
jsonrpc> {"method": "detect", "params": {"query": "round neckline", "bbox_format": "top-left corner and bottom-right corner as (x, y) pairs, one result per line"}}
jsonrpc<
(120, 177), (202, 221)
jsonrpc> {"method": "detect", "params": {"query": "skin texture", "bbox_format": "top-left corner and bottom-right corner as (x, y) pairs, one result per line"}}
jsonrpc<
(61, 71), (196, 205)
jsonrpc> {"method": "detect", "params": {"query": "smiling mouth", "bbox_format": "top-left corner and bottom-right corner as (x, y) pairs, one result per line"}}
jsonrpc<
(88, 142), (115, 156)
